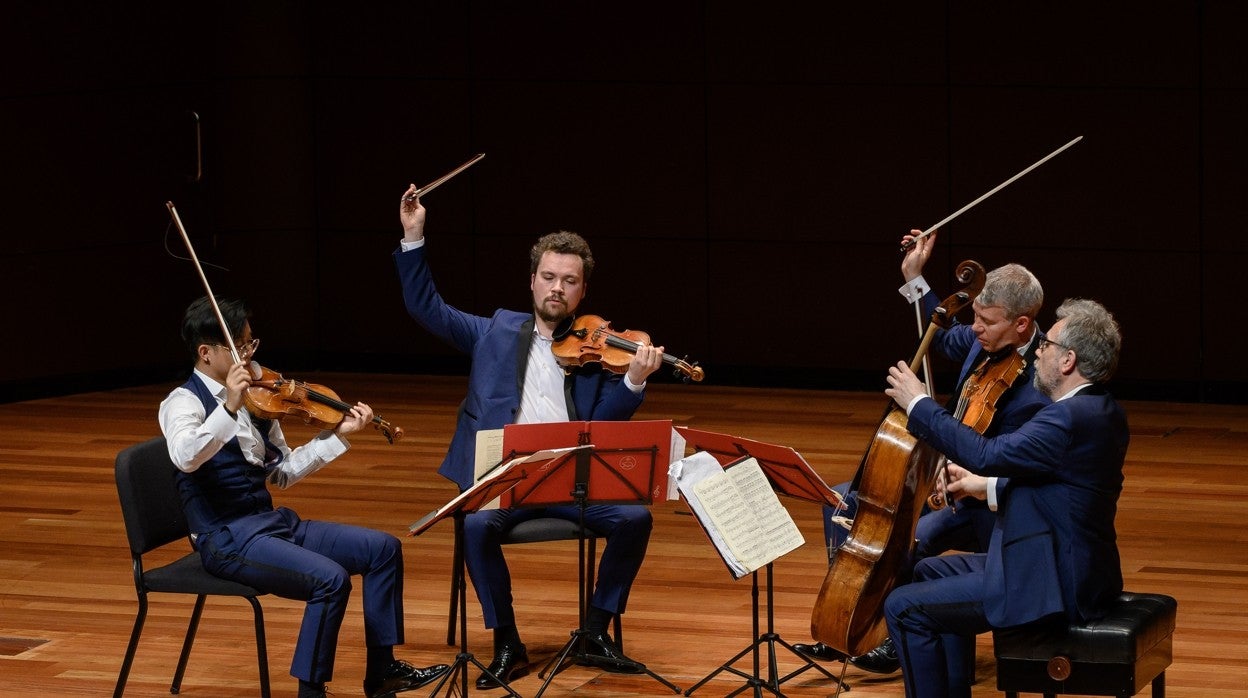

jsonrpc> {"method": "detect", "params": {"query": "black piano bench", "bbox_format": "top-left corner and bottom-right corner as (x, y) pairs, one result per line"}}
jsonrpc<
(993, 592), (1176, 698)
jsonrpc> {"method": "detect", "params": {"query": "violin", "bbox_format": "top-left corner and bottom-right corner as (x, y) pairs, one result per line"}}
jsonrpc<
(166, 201), (404, 444)
(551, 314), (705, 383)
(244, 364), (404, 444)
(926, 348), (1027, 509)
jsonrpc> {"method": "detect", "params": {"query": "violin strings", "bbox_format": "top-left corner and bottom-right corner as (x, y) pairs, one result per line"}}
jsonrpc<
(603, 333), (679, 365)
(298, 381), (385, 425)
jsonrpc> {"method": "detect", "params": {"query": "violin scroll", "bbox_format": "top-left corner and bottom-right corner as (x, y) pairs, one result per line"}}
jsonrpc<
(375, 421), (404, 444)
(673, 357), (705, 383)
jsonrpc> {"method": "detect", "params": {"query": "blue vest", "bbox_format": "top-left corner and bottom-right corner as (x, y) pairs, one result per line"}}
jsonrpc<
(175, 374), (282, 534)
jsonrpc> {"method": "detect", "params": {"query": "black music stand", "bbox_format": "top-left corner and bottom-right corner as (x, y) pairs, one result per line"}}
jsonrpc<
(495, 420), (682, 698)
(673, 429), (849, 697)
(409, 449), (570, 698)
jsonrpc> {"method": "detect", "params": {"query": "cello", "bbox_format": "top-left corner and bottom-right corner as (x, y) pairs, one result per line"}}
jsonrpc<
(810, 259), (985, 657)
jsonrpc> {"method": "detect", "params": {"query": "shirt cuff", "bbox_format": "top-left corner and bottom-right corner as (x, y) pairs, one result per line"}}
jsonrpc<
(898, 275), (930, 304)
(623, 374), (645, 394)
(905, 394), (930, 415)
(986, 477), (1000, 510)
(399, 237), (426, 252)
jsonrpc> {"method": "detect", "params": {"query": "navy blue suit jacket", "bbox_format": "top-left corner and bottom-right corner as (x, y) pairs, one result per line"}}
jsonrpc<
(907, 385), (1128, 627)
(396, 245), (644, 491)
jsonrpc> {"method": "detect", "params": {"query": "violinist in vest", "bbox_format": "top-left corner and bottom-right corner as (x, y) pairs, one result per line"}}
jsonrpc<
(158, 296), (449, 698)
(882, 298), (1127, 698)
(795, 230), (1050, 673)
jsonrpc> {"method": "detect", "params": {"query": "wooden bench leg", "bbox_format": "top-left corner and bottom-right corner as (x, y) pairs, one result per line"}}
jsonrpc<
(1153, 670), (1165, 698)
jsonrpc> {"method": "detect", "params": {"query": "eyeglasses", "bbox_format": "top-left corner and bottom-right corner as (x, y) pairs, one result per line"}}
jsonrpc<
(1038, 337), (1071, 353)
(214, 338), (260, 358)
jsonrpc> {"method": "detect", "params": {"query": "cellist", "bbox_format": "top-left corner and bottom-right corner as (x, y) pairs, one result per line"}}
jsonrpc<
(882, 298), (1128, 698)
(795, 230), (1050, 674)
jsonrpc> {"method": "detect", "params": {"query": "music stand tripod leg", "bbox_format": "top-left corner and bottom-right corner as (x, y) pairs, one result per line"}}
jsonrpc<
(757, 563), (848, 693)
(429, 511), (523, 698)
(683, 569), (783, 698)
(534, 463), (681, 698)
(684, 564), (848, 697)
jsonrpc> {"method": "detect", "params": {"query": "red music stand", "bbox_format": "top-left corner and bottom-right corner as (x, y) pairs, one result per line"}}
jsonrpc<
(674, 427), (844, 509)
(409, 449), (571, 698)
(673, 428), (848, 697)
(496, 420), (681, 697)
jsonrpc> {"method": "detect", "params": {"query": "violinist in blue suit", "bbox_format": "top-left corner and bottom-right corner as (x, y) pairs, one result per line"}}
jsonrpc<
(882, 298), (1128, 698)
(394, 188), (664, 689)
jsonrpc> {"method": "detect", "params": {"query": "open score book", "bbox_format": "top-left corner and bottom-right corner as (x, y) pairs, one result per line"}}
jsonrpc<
(669, 451), (805, 579)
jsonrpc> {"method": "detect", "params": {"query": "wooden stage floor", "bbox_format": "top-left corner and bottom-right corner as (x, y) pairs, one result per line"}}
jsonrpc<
(0, 373), (1244, 696)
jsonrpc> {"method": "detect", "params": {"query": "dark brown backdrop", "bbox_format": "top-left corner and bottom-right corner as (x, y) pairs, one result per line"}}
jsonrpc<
(4, 2), (1245, 403)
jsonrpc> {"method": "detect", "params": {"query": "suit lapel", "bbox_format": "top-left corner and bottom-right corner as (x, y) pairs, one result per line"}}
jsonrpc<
(515, 316), (535, 398)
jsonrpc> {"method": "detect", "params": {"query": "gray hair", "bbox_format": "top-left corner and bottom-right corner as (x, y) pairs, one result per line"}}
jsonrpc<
(1054, 298), (1122, 382)
(978, 263), (1043, 320)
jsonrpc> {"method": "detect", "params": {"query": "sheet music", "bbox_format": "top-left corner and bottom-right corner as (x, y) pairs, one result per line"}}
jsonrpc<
(671, 452), (804, 578)
(667, 427), (687, 500)
(408, 445), (585, 535)
(474, 428), (506, 509)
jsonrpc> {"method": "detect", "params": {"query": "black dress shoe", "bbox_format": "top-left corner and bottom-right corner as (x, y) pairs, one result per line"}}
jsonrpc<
(792, 641), (847, 662)
(476, 642), (529, 690)
(849, 637), (900, 674)
(364, 659), (450, 697)
(579, 632), (644, 674)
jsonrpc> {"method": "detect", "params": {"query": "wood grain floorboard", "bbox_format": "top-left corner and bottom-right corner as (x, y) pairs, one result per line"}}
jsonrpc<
(0, 374), (1243, 696)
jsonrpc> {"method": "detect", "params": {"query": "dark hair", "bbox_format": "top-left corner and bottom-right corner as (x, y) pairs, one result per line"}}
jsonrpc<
(181, 296), (249, 360)
(529, 230), (594, 281)
(1053, 298), (1121, 382)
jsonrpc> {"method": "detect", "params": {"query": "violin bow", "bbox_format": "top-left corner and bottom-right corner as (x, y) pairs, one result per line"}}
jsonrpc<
(402, 153), (486, 202)
(166, 201), (243, 365)
(901, 136), (1083, 252)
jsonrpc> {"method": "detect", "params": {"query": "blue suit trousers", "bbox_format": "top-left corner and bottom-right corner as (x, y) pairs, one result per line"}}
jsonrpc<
(463, 504), (652, 629)
(198, 508), (404, 683)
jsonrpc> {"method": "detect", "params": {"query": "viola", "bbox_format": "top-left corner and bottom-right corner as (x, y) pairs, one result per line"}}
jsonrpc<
(955, 349), (1027, 433)
(244, 364), (404, 444)
(926, 342), (1030, 511)
(810, 259), (985, 657)
(551, 314), (704, 383)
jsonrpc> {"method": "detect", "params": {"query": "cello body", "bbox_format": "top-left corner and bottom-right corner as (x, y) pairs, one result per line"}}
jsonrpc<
(811, 406), (944, 655)
(810, 259), (986, 656)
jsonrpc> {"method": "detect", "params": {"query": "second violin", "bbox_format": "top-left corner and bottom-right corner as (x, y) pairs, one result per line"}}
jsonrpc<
(552, 314), (704, 382)
(245, 364), (404, 444)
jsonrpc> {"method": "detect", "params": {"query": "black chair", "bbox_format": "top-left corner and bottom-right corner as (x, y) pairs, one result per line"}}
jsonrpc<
(113, 436), (271, 697)
(446, 516), (621, 648)
(994, 592), (1177, 698)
